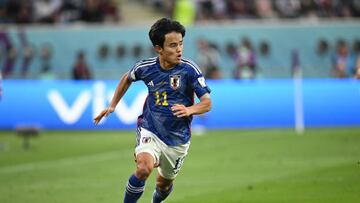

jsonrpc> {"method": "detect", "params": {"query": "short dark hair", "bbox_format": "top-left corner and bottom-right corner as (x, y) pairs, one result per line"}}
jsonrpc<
(149, 18), (186, 47)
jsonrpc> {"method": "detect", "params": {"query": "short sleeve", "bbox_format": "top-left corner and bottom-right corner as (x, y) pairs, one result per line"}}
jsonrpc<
(185, 60), (211, 98)
(192, 74), (211, 98)
(128, 61), (142, 82)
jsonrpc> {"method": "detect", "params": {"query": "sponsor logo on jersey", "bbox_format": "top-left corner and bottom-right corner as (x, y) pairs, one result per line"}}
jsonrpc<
(147, 81), (154, 87)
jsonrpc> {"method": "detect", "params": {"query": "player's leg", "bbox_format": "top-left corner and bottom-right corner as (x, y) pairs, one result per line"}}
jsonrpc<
(124, 127), (160, 203)
(124, 152), (154, 203)
(152, 174), (174, 203)
(151, 138), (190, 203)
(135, 152), (154, 179)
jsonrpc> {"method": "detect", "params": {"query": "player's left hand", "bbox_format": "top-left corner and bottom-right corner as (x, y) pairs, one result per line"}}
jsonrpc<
(171, 104), (191, 118)
(93, 107), (115, 125)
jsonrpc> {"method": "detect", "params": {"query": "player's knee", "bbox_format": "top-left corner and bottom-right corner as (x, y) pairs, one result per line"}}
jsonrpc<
(135, 163), (152, 180)
(156, 182), (172, 191)
(156, 178), (173, 191)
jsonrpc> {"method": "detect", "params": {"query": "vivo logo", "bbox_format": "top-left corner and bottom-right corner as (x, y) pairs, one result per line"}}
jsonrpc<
(47, 82), (147, 125)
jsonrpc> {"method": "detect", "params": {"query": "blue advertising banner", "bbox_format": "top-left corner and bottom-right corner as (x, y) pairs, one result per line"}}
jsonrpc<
(0, 79), (359, 130)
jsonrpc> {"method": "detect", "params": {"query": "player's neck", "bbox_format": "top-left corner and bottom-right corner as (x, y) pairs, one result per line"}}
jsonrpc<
(159, 57), (176, 70)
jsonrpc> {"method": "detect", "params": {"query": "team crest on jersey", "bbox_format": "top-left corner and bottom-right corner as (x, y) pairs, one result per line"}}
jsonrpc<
(170, 75), (181, 90)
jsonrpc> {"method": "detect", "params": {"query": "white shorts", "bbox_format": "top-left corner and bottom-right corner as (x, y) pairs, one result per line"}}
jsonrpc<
(135, 127), (190, 180)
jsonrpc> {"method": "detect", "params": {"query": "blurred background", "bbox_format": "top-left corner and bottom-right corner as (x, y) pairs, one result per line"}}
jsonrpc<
(0, 1), (360, 203)
(0, 0), (359, 130)
(0, 0), (359, 80)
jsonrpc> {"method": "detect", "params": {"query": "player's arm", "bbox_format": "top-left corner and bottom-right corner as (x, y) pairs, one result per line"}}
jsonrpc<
(171, 93), (211, 118)
(94, 72), (132, 124)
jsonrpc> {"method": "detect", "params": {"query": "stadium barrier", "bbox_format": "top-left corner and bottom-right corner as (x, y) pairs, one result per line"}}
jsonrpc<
(0, 79), (359, 130)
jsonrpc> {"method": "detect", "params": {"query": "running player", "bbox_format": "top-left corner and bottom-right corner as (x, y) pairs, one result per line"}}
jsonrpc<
(94, 18), (212, 203)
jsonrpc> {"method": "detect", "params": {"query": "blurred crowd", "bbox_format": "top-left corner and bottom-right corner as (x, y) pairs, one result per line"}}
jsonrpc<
(1, 27), (359, 80)
(195, 37), (360, 80)
(0, 0), (120, 24)
(0, 27), (157, 80)
(330, 38), (360, 79)
(1, 0), (359, 25)
(145, 0), (360, 21)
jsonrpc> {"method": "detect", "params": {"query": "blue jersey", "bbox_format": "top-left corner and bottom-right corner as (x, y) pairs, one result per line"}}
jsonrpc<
(128, 57), (211, 146)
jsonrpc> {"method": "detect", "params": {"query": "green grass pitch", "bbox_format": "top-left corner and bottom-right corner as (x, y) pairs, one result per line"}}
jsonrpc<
(0, 128), (359, 203)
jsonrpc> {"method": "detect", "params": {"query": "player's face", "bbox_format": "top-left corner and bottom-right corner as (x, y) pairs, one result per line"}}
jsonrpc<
(157, 32), (183, 68)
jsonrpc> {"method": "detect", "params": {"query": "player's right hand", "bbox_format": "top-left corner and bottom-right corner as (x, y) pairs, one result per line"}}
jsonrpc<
(93, 107), (115, 125)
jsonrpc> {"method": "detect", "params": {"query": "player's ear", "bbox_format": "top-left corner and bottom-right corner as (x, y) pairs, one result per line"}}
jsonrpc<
(154, 45), (162, 54)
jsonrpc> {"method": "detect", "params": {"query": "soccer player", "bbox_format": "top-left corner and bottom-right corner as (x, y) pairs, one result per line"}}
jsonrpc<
(93, 18), (212, 203)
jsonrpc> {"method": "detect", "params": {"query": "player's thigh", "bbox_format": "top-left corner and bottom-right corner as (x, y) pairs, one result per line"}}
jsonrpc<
(157, 142), (190, 180)
(135, 127), (161, 166)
